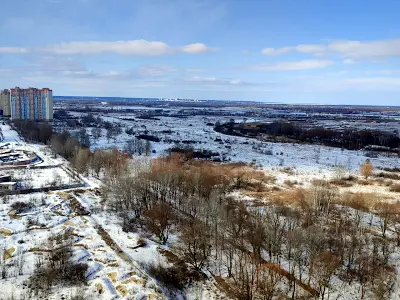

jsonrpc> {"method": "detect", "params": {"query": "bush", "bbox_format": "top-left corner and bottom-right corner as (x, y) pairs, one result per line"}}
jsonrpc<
(284, 180), (298, 187)
(11, 201), (35, 214)
(376, 172), (400, 180)
(29, 231), (88, 295)
(63, 263), (88, 284)
(147, 262), (186, 291)
(382, 167), (400, 173)
(360, 161), (374, 179)
(136, 238), (147, 248)
(329, 179), (353, 187)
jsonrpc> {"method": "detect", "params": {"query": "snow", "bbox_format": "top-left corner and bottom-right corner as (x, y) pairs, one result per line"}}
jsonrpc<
(65, 111), (399, 175)
(0, 114), (399, 299)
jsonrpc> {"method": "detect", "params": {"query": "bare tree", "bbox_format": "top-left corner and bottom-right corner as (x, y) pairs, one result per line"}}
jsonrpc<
(178, 220), (211, 271)
(0, 245), (7, 279)
(124, 138), (145, 156)
(375, 202), (394, 238)
(369, 266), (396, 300)
(255, 265), (283, 300)
(360, 160), (374, 180)
(145, 140), (152, 156)
(73, 148), (91, 174)
(16, 246), (25, 276)
(311, 252), (341, 300)
(144, 201), (174, 244)
(76, 128), (91, 148)
(91, 127), (102, 140)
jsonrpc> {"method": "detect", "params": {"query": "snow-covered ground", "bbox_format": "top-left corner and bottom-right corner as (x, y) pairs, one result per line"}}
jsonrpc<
(0, 114), (399, 299)
(66, 111), (399, 174)
(8, 167), (79, 189)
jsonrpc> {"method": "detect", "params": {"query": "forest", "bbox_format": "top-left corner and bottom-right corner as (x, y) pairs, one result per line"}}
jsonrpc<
(215, 121), (400, 153)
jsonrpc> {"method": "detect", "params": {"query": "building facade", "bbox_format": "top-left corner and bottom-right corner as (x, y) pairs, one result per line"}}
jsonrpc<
(0, 89), (11, 117)
(10, 87), (53, 121)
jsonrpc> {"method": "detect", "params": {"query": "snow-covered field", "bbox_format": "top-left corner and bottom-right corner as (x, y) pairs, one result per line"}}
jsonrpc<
(8, 167), (79, 189)
(0, 191), (167, 299)
(67, 110), (399, 174)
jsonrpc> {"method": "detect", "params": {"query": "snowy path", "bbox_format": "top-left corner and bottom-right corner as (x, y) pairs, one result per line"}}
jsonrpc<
(89, 214), (166, 299)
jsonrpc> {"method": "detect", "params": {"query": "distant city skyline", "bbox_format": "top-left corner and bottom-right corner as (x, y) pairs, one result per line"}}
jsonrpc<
(1, 0), (400, 105)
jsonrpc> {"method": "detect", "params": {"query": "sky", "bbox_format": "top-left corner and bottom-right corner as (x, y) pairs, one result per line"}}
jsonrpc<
(1, 0), (400, 105)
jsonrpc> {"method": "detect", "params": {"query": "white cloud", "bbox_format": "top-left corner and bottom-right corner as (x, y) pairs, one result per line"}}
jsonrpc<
(328, 39), (400, 58)
(183, 76), (253, 86)
(38, 40), (215, 56)
(138, 65), (177, 77)
(343, 58), (355, 64)
(295, 44), (325, 54)
(39, 40), (173, 56)
(251, 60), (333, 71)
(261, 38), (400, 59)
(0, 47), (29, 54)
(261, 46), (292, 55)
(180, 43), (216, 53)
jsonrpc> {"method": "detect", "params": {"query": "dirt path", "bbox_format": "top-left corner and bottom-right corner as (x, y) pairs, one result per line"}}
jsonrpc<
(91, 220), (166, 299)
(63, 191), (165, 299)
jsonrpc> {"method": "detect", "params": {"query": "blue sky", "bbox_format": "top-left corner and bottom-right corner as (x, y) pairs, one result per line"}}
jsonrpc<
(1, 0), (400, 105)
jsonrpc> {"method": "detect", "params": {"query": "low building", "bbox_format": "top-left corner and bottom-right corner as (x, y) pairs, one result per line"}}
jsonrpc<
(0, 175), (12, 182)
(0, 181), (17, 191)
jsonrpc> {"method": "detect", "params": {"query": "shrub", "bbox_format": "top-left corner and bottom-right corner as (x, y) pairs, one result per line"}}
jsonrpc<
(360, 160), (374, 179)
(147, 262), (186, 291)
(382, 167), (400, 173)
(376, 172), (400, 180)
(284, 180), (298, 187)
(11, 201), (35, 214)
(329, 179), (353, 187)
(340, 192), (373, 212)
(29, 231), (88, 294)
(63, 263), (88, 284)
(136, 238), (147, 248)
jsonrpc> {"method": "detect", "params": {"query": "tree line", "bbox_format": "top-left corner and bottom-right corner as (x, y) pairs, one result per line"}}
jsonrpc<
(215, 121), (400, 152)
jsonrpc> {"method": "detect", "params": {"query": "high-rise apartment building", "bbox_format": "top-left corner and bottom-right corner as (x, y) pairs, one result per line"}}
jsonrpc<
(0, 89), (11, 117)
(41, 88), (53, 121)
(10, 87), (53, 121)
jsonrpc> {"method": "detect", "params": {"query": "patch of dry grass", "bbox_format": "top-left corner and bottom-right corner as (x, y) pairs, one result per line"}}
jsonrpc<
(329, 178), (354, 187)
(107, 262), (120, 267)
(95, 282), (104, 294)
(107, 272), (118, 283)
(338, 192), (378, 212)
(268, 188), (309, 207)
(390, 184), (400, 193)
(121, 276), (147, 285)
(116, 285), (128, 296)
(3, 247), (15, 260)
(0, 227), (12, 236)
